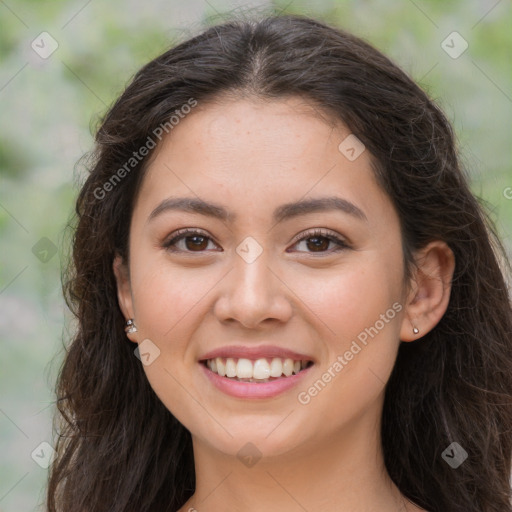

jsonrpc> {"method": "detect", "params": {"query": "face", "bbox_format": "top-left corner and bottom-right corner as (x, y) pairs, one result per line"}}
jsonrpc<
(114, 96), (412, 459)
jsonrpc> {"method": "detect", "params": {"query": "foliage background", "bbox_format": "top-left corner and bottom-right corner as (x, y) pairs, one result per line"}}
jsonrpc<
(0, 0), (510, 509)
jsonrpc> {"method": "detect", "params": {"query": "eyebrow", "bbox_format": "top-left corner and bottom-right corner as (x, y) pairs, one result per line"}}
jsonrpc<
(147, 195), (367, 224)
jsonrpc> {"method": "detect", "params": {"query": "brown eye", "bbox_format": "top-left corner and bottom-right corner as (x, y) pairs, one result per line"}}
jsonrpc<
(183, 234), (209, 251)
(163, 229), (219, 253)
(289, 228), (349, 254)
(304, 235), (331, 252)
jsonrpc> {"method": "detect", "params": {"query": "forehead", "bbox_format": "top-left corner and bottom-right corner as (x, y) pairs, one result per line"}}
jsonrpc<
(152, 96), (340, 166)
(133, 96), (393, 228)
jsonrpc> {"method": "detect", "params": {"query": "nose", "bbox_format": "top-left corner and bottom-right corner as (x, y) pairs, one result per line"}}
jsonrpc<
(213, 248), (293, 329)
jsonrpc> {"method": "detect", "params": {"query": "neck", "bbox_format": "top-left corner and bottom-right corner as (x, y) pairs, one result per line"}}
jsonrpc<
(179, 402), (418, 512)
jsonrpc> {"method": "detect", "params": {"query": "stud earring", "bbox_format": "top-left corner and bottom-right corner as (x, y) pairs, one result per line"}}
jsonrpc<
(125, 319), (137, 334)
(412, 326), (419, 335)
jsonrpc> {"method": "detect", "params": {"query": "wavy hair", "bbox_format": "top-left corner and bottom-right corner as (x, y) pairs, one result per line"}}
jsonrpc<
(47, 13), (512, 512)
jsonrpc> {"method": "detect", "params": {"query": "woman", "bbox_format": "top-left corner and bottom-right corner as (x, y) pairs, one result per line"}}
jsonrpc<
(47, 13), (512, 512)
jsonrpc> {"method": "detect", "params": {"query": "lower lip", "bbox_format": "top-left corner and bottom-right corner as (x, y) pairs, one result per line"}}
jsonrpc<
(199, 362), (313, 399)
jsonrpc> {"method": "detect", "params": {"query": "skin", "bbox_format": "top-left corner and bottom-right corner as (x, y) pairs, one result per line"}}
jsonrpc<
(114, 96), (455, 512)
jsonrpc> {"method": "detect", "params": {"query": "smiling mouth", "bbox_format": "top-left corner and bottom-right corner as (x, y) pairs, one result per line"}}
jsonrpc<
(201, 357), (314, 383)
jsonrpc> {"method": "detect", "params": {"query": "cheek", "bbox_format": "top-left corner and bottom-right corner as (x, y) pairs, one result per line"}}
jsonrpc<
(298, 254), (403, 345)
(130, 257), (214, 340)
(293, 254), (403, 414)
(128, 260), (208, 425)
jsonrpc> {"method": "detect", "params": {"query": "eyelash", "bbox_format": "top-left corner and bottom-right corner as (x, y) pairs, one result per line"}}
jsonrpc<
(162, 228), (349, 255)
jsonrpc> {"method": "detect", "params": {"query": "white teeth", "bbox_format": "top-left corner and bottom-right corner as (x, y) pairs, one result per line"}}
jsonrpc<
(205, 356), (311, 380)
(253, 359), (270, 379)
(225, 358), (237, 378)
(282, 358), (293, 377)
(216, 357), (226, 377)
(269, 358), (283, 377)
(236, 358), (253, 378)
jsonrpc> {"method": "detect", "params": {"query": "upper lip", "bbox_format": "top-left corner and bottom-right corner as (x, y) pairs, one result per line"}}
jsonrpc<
(199, 345), (315, 362)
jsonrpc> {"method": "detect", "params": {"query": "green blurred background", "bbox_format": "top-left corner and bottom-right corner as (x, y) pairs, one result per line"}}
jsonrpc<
(1, 0), (511, 509)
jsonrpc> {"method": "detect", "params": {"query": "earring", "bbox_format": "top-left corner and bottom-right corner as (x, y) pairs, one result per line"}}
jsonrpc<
(412, 326), (419, 335)
(125, 319), (137, 334)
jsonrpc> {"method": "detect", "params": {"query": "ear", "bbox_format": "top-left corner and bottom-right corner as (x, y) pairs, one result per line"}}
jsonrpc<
(113, 253), (138, 343)
(400, 241), (455, 342)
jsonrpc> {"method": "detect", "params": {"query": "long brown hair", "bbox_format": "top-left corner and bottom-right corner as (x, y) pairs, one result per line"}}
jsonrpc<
(47, 13), (512, 512)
